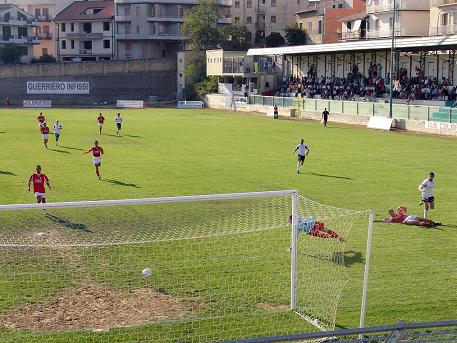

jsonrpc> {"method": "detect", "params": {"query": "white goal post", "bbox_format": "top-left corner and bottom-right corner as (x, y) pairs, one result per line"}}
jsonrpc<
(0, 190), (372, 342)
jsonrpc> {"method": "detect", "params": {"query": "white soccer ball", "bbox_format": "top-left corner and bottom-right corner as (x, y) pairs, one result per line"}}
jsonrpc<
(141, 268), (152, 278)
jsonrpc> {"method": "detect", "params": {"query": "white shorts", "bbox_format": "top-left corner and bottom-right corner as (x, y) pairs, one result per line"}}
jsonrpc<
(92, 156), (101, 165)
(402, 215), (418, 223)
(98, 123), (104, 127)
(34, 192), (46, 199)
(42, 134), (49, 140)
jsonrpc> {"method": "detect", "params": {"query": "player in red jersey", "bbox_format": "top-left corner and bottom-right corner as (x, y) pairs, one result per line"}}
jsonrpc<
(84, 140), (104, 179)
(40, 123), (50, 148)
(28, 165), (51, 204)
(97, 113), (105, 134)
(37, 112), (45, 128)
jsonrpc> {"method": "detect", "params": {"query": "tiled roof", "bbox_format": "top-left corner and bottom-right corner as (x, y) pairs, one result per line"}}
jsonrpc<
(54, 0), (114, 21)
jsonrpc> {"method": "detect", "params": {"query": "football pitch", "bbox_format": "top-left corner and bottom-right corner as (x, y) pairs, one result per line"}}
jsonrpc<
(0, 108), (456, 341)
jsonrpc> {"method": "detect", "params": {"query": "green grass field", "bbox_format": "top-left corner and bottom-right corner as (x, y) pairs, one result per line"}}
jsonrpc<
(0, 108), (456, 342)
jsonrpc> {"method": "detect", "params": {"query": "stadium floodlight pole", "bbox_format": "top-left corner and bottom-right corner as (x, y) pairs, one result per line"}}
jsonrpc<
(290, 191), (299, 311)
(388, 0), (397, 119)
(359, 209), (374, 336)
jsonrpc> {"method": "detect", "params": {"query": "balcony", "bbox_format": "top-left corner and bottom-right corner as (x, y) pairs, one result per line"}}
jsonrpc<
(116, 33), (188, 40)
(366, 28), (405, 38)
(255, 21), (265, 29)
(147, 15), (184, 22)
(431, 0), (457, 6)
(0, 18), (39, 26)
(341, 30), (363, 40)
(218, 17), (232, 24)
(366, 0), (429, 13)
(80, 49), (93, 55)
(257, 4), (267, 13)
(39, 32), (52, 40)
(66, 32), (103, 39)
(36, 15), (51, 22)
(431, 24), (457, 35)
(115, 0), (230, 4)
(115, 15), (132, 22)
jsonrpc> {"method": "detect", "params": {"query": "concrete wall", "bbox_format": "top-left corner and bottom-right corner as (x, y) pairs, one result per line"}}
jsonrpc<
(0, 58), (177, 105)
(205, 93), (457, 137)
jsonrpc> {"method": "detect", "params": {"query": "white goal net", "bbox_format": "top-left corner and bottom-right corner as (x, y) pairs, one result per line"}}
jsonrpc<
(0, 191), (369, 342)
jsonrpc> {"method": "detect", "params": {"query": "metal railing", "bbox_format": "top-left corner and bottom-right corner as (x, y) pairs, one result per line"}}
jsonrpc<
(248, 95), (443, 121)
(215, 320), (457, 343)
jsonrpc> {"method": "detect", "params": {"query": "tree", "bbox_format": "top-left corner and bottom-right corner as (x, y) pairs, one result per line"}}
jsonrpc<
(219, 22), (250, 51)
(181, 0), (221, 51)
(31, 53), (56, 64)
(0, 44), (22, 64)
(265, 32), (285, 47)
(284, 24), (307, 46)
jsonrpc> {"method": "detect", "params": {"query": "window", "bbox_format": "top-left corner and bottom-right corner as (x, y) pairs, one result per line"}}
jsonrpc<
(308, 22), (312, 32)
(318, 20), (322, 34)
(61, 23), (66, 32)
(389, 17), (392, 29)
(234, 16), (240, 22)
(42, 48), (48, 55)
(247, 0), (252, 8)
(84, 41), (92, 50)
(125, 41), (132, 51)
(43, 8), (49, 18)
(61, 40), (66, 49)
(136, 6), (139, 16)
(71, 40), (74, 49)
(246, 16), (252, 24)
(235, 1), (240, 8)
(43, 25), (49, 33)
(83, 22), (92, 33)
(125, 24), (131, 34)
(441, 13), (449, 25)
(271, 15), (276, 23)
(246, 31), (252, 42)
(104, 39), (110, 48)
(103, 21), (110, 31)
(70, 23), (74, 31)
(271, 0), (277, 6)
(347, 21), (352, 30)
(18, 27), (27, 38)
(338, 3), (343, 8)
(136, 25), (140, 34)
(375, 19), (380, 29)
(299, 22), (303, 30)
(35, 8), (40, 17)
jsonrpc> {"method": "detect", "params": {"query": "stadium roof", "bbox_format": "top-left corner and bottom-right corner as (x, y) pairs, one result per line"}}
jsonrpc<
(246, 35), (457, 56)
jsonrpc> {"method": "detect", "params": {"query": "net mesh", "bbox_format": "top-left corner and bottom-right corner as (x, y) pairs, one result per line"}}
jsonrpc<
(0, 194), (368, 342)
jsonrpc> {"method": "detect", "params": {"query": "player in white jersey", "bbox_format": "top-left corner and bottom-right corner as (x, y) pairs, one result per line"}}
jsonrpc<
(53, 120), (63, 146)
(419, 172), (435, 219)
(292, 138), (309, 174)
(115, 113), (122, 135)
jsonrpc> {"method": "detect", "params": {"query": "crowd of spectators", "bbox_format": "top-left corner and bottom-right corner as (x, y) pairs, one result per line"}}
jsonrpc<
(277, 63), (457, 103)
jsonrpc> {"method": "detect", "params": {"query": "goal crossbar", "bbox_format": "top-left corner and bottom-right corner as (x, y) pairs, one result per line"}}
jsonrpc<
(0, 190), (298, 212)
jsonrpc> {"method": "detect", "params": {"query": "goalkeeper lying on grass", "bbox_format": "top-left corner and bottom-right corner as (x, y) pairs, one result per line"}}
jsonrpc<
(383, 207), (440, 227)
(288, 215), (345, 242)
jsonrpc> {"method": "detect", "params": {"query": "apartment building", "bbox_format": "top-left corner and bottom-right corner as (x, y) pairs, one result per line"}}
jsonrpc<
(231, 0), (303, 47)
(296, 0), (366, 44)
(10, 0), (73, 58)
(429, 0), (457, 35)
(115, 0), (232, 60)
(365, 0), (430, 39)
(54, 0), (115, 62)
(0, 4), (39, 63)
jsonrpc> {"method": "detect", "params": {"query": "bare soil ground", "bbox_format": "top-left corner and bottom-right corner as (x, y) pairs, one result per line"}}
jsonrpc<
(0, 282), (202, 331)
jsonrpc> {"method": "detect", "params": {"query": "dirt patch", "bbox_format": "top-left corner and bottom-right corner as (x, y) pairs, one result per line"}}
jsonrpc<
(255, 302), (289, 312)
(0, 283), (202, 331)
(25, 229), (63, 243)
